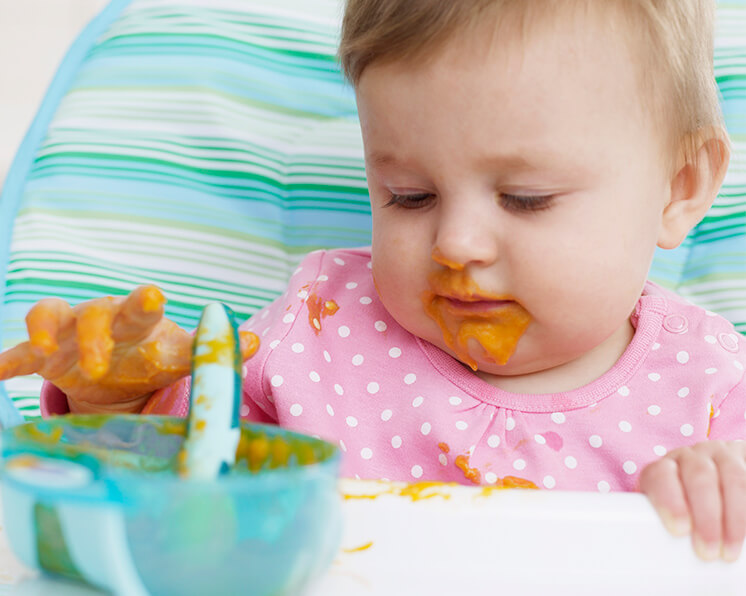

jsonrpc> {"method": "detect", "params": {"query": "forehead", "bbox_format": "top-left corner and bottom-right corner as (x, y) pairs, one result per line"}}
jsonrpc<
(356, 9), (661, 174)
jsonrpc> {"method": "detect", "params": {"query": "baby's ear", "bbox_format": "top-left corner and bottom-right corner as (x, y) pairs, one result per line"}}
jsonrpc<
(657, 128), (730, 249)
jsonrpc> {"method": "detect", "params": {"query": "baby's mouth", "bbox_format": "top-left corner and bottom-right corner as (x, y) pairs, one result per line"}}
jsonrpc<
(423, 271), (531, 370)
(443, 296), (515, 315)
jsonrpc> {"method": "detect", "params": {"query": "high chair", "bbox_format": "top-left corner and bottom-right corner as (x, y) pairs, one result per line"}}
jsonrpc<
(0, 1), (744, 593)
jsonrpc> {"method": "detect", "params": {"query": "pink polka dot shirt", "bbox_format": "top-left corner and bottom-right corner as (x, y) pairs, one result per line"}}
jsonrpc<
(39, 248), (746, 491)
(234, 248), (746, 491)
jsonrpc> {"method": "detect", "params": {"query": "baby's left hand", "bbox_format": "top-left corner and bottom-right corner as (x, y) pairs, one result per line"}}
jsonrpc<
(639, 440), (746, 562)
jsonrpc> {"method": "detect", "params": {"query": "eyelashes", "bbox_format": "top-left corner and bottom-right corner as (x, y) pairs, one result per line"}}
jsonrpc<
(384, 192), (555, 213)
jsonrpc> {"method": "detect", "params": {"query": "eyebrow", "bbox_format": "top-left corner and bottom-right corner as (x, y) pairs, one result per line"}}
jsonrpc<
(367, 150), (569, 172)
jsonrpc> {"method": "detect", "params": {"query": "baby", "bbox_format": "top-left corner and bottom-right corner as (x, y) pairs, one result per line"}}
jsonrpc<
(0, 0), (744, 564)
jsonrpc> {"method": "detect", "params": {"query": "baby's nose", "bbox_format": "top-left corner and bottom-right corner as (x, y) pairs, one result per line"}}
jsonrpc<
(434, 207), (500, 268)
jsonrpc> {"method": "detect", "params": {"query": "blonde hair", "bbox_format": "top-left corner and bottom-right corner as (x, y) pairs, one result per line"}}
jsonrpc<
(339, 0), (725, 168)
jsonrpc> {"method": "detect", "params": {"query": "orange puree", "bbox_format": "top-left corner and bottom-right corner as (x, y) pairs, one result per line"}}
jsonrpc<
(455, 454), (481, 485)
(423, 269), (531, 370)
(307, 293), (340, 334)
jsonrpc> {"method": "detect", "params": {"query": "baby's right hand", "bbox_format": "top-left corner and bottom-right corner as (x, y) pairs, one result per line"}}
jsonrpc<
(0, 286), (202, 414)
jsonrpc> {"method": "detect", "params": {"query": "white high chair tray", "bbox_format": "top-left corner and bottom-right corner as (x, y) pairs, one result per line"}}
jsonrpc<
(0, 479), (743, 595)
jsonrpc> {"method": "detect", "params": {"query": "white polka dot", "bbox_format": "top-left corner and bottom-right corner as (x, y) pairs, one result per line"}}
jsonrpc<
(648, 373), (661, 382)
(676, 351), (689, 364)
(339, 439), (347, 452)
(240, 404), (250, 417)
(381, 409), (393, 421)
(360, 296), (373, 305)
(367, 382), (380, 394)
(420, 422), (432, 435)
(389, 347), (402, 358)
(261, 327), (270, 337)
(297, 289), (308, 299)
(589, 435), (603, 448)
(269, 339), (280, 349)
(291, 342), (304, 353)
(680, 423), (694, 437)
(534, 434), (546, 445)
(619, 420), (632, 432)
(505, 417), (516, 431)
(623, 461), (637, 475)
(333, 257), (346, 266)
(326, 404), (334, 416)
(551, 412), (566, 424)
(282, 313), (295, 324)
(412, 396), (424, 408)
(648, 405), (661, 416)
(346, 282), (358, 289)
(705, 368), (718, 375)
(618, 386), (630, 397)
(293, 266), (303, 275)
(323, 350), (332, 362)
(513, 459), (527, 471)
(439, 453), (448, 466)
(487, 435), (501, 448)
(485, 472), (498, 484)
(338, 326), (351, 338)
(352, 354), (364, 366)
(374, 320), (387, 332)
(543, 476), (556, 489)
(360, 447), (373, 460)
(392, 435), (403, 448)
(597, 481), (611, 493)
(455, 421), (468, 430)
(735, 361), (744, 371)
(289, 403), (303, 416)
(449, 396), (462, 406)
(404, 373), (417, 385)
(261, 310), (269, 319)
(411, 465), (423, 478)
(346, 416), (358, 427)
(309, 371), (320, 383)
(677, 387), (690, 398)
(706, 310), (717, 317)
(565, 456), (577, 469)
(705, 335), (717, 344)
(652, 342), (661, 350)
(334, 384), (344, 395)
(653, 445), (667, 456)
(366, 261), (372, 269)
(270, 375), (284, 387)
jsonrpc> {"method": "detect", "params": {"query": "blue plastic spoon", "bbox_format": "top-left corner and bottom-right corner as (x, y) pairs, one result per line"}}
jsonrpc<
(177, 303), (243, 479)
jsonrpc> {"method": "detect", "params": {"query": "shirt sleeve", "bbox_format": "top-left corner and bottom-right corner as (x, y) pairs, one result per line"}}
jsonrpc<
(240, 250), (327, 423)
(709, 370), (746, 441)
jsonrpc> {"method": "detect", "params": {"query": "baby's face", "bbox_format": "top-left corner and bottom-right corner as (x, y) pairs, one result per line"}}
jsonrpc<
(357, 14), (673, 384)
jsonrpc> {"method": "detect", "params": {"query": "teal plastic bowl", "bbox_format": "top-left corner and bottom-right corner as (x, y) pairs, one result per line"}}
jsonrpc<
(0, 415), (342, 596)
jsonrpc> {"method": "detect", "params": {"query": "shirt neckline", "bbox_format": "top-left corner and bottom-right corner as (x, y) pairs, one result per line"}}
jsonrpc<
(416, 289), (668, 413)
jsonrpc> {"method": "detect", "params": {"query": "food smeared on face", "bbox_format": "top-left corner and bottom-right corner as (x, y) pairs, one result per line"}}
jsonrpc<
(422, 250), (531, 370)
(307, 293), (339, 335)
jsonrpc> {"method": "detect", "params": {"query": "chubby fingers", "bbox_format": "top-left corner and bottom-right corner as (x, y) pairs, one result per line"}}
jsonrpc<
(716, 444), (746, 561)
(111, 285), (166, 343)
(76, 298), (116, 380)
(25, 298), (74, 356)
(640, 442), (746, 562)
(0, 342), (44, 380)
(239, 330), (260, 361)
(639, 456), (692, 537)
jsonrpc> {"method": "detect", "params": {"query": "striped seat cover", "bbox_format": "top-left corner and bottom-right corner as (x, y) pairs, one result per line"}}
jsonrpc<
(0, 0), (744, 424)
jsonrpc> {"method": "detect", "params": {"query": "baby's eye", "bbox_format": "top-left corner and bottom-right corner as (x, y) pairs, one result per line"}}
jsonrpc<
(499, 193), (554, 213)
(384, 192), (435, 209)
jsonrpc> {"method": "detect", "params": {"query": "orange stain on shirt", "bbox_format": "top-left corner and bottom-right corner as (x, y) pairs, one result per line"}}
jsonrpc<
(455, 453), (481, 485)
(307, 293), (339, 334)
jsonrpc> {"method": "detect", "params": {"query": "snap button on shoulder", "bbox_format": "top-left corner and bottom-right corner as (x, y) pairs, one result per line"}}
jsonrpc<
(718, 332), (740, 353)
(663, 314), (688, 334)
